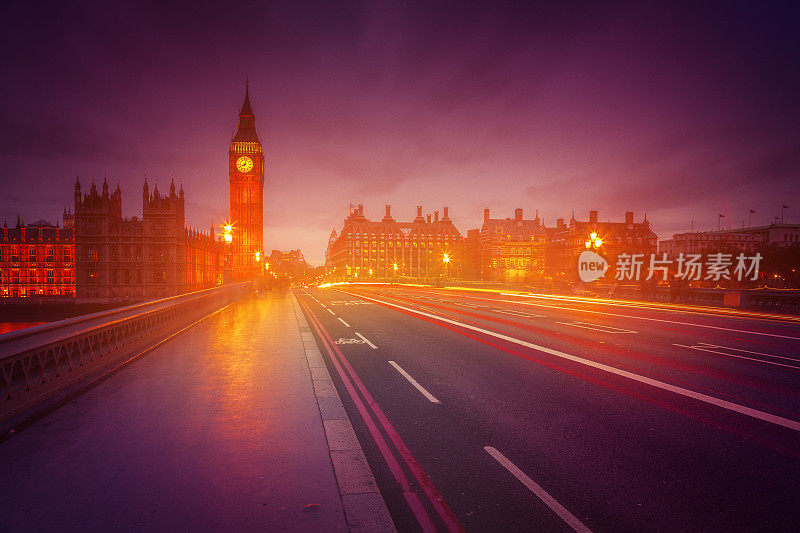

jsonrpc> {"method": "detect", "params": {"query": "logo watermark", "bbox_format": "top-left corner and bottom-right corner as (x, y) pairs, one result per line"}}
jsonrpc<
(578, 251), (609, 282)
(577, 252), (762, 282)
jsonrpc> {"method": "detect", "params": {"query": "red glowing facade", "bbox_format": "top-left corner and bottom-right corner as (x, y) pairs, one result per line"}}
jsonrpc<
(0, 215), (75, 298)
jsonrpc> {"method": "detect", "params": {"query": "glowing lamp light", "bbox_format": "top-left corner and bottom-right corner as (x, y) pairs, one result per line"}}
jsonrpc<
(585, 241), (591, 249)
(594, 238), (603, 247)
(224, 224), (232, 234)
(223, 233), (232, 243)
(393, 263), (398, 271)
(590, 232), (597, 240)
(255, 252), (261, 262)
(443, 253), (450, 263)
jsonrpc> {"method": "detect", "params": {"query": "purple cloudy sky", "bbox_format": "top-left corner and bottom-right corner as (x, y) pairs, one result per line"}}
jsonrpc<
(1, 1), (798, 264)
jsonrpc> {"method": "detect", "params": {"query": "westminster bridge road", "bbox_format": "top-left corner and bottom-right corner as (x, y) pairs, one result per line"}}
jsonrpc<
(294, 284), (800, 532)
(2, 283), (800, 531)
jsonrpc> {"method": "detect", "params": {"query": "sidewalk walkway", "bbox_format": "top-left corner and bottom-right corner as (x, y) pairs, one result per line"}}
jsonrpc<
(0, 291), (392, 532)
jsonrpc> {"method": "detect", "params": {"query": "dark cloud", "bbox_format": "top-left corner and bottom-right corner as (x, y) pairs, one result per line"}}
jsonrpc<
(1, 0), (799, 262)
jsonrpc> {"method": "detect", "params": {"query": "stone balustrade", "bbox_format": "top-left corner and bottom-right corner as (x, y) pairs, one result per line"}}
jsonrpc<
(0, 282), (253, 426)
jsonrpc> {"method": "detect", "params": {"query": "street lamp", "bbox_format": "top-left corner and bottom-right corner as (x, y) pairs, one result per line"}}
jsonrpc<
(222, 220), (233, 282)
(585, 232), (603, 250)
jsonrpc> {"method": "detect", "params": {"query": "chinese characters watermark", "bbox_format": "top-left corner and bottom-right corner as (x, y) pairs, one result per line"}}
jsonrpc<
(611, 253), (762, 282)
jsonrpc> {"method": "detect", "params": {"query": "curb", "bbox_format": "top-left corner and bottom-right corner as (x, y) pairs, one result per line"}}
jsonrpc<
(291, 294), (396, 533)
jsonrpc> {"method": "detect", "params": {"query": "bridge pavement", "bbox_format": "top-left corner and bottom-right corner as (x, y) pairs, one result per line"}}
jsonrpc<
(0, 291), (390, 532)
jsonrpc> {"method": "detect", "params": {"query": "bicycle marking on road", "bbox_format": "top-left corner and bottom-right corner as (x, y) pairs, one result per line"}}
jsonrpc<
(335, 338), (367, 345)
(389, 361), (440, 403)
(484, 446), (592, 533)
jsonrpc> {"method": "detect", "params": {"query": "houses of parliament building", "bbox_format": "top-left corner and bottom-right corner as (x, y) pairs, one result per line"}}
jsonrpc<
(1, 85), (266, 302)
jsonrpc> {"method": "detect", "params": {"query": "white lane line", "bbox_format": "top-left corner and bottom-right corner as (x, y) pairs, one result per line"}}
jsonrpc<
(674, 344), (800, 371)
(389, 361), (440, 403)
(697, 343), (800, 362)
(355, 332), (378, 349)
(498, 299), (800, 341)
(320, 303), (328, 308)
(492, 309), (546, 319)
(337, 317), (351, 328)
(484, 446), (592, 533)
(340, 290), (800, 432)
(555, 321), (637, 334)
(327, 308), (336, 316)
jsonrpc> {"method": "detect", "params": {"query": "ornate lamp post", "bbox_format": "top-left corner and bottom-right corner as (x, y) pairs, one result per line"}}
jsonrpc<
(585, 232), (603, 250)
(223, 221), (233, 283)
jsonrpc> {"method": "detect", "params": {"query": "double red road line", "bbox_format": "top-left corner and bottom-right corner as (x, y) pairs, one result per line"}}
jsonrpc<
(298, 297), (463, 533)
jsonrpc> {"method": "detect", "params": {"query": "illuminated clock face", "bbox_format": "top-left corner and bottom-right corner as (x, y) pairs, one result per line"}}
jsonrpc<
(236, 156), (254, 173)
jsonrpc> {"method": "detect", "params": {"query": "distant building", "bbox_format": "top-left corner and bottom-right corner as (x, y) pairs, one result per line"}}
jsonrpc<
(268, 249), (311, 280)
(74, 177), (223, 302)
(325, 204), (463, 279)
(549, 210), (658, 279)
(721, 224), (800, 248)
(477, 208), (548, 283)
(463, 229), (481, 280)
(660, 231), (764, 257)
(0, 215), (75, 298)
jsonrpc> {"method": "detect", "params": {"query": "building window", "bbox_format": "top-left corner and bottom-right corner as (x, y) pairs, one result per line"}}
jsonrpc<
(28, 248), (36, 262)
(88, 248), (98, 261)
(12, 246), (19, 262)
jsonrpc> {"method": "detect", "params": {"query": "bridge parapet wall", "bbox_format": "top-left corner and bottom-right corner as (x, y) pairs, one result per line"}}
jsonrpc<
(0, 282), (252, 426)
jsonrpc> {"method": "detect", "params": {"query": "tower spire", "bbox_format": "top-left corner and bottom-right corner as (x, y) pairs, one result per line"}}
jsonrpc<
(240, 80), (254, 117)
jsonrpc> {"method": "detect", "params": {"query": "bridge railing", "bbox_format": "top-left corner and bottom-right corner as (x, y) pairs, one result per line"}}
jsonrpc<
(0, 282), (253, 426)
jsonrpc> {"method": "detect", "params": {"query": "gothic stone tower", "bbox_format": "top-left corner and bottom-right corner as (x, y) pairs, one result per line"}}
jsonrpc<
(229, 83), (265, 278)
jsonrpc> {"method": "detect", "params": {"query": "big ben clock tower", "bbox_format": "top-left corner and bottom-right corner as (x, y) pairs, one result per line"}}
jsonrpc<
(229, 82), (265, 278)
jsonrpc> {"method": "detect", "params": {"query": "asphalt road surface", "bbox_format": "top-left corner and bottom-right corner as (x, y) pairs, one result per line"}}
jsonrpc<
(296, 284), (800, 532)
